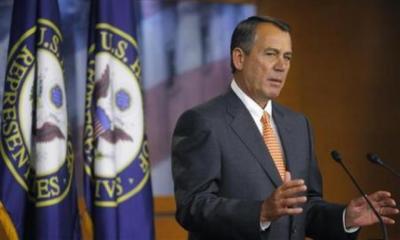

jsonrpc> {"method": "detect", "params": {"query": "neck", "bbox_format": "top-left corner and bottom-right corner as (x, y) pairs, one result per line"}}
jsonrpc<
(234, 78), (270, 109)
(255, 98), (269, 109)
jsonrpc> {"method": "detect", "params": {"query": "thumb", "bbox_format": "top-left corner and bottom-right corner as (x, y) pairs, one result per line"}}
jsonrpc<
(351, 195), (367, 207)
(284, 171), (291, 182)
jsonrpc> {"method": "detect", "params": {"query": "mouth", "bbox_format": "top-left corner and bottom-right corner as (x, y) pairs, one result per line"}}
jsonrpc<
(268, 78), (283, 84)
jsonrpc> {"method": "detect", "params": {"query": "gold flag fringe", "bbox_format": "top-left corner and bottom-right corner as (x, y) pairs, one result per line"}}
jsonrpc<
(0, 201), (18, 240)
(78, 197), (93, 240)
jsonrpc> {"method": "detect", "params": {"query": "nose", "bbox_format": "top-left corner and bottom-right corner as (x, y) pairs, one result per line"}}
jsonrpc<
(273, 57), (289, 72)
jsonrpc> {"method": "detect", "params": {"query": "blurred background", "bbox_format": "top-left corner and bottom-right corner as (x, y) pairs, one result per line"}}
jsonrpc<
(0, 0), (399, 239)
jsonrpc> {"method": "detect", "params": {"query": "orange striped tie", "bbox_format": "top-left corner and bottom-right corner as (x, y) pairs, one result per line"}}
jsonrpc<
(261, 112), (286, 180)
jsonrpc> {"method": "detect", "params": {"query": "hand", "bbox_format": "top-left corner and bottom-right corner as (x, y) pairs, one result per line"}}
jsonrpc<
(260, 172), (307, 222)
(345, 191), (399, 228)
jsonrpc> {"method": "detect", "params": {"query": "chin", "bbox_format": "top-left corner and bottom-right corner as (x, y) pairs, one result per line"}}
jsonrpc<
(266, 91), (281, 99)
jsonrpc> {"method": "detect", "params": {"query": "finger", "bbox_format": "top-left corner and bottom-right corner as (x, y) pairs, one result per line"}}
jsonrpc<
(381, 216), (396, 225)
(281, 185), (307, 198)
(281, 196), (307, 207)
(380, 207), (400, 216)
(369, 191), (391, 201)
(378, 198), (397, 208)
(279, 207), (303, 216)
(280, 179), (305, 190)
(284, 171), (291, 182)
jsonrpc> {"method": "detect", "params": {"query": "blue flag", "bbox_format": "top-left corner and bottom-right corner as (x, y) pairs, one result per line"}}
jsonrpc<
(0, 0), (80, 239)
(83, 0), (155, 239)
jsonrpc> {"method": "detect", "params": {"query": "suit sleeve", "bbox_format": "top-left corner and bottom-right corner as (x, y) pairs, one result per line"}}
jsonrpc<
(303, 117), (359, 240)
(172, 109), (263, 239)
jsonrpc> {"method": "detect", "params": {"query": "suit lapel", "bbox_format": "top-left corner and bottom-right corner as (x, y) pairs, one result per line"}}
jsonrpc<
(226, 91), (282, 187)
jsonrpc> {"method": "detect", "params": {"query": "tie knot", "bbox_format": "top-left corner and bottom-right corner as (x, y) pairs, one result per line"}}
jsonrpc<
(261, 112), (271, 125)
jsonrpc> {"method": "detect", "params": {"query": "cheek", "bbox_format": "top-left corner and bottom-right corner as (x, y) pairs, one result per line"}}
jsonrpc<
(250, 60), (269, 77)
(255, 59), (273, 74)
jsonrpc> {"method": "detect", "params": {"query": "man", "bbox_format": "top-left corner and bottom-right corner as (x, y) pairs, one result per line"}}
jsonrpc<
(171, 16), (398, 240)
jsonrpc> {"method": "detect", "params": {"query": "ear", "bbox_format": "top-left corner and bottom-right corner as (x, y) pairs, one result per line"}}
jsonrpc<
(232, 47), (245, 71)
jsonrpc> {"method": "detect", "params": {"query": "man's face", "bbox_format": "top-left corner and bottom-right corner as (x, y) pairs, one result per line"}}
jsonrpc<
(235, 23), (292, 105)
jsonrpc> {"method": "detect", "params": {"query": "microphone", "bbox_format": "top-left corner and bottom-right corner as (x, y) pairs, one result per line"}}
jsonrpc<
(367, 153), (400, 178)
(330, 150), (388, 240)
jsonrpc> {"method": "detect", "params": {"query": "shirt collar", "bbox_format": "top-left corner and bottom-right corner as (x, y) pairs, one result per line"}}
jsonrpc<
(231, 79), (272, 122)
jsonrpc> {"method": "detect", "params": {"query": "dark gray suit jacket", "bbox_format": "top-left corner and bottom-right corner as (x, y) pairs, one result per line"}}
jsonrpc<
(172, 90), (358, 240)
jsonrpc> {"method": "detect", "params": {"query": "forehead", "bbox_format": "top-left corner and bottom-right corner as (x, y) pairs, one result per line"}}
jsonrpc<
(253, 23), (292, 51)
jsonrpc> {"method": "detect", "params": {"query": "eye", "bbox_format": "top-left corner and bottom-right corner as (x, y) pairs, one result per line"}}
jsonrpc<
(284, 54), (292, 61)
(265, 51), (277, 56)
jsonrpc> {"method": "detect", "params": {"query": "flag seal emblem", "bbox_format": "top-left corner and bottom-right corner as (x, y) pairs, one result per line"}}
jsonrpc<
(84, 23), (150, 207)
(0, 19), (74, 207)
